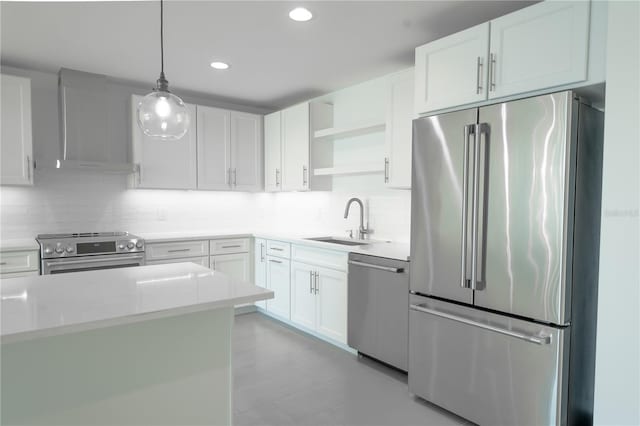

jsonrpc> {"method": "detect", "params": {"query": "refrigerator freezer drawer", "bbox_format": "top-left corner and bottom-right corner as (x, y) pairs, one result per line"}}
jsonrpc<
(408, 296), (569, 426)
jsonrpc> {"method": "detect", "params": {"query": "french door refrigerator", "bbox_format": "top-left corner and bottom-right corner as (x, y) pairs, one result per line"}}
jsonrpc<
(408, 91), (604, 426)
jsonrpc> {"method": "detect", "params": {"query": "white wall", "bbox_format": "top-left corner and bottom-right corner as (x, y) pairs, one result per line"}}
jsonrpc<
(0, 66), (411, 243)
(593, 1), (640, 425)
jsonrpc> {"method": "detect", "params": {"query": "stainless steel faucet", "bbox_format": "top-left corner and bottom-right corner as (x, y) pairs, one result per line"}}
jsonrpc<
(344, 197), (370, 240)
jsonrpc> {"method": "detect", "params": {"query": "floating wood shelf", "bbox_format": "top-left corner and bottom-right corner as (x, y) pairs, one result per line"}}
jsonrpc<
(313, 121), (386, 141)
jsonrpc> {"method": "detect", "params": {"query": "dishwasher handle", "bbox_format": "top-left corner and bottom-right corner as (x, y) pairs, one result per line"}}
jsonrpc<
(348, 260), (404, 273)
(409, 303), (552, 345)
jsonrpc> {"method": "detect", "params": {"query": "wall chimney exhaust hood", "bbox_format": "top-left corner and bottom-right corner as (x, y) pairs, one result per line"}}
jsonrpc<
(58, 68), (135, 173)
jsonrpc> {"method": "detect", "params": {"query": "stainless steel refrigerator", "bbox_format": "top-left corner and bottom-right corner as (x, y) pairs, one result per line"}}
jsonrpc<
(408, 91), (604, 426)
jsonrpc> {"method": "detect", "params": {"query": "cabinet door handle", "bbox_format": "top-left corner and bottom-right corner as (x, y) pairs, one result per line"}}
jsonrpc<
(275, 168), (281, 186)
(269, 259), (282, 264)
(260, 243), (265, 261)
(303, 165), (308, 187)
(309, 270), (314, 294)
(384, 157), (389, 183)
(168, 248), (191, 253)
(476, 56), (483, 94)
(26, 156), (31, 181)
(489, 53), (496, 92)
(314, 271), (319, 294)
(233, 168), (237, 186)
(137, 164), (143, 185)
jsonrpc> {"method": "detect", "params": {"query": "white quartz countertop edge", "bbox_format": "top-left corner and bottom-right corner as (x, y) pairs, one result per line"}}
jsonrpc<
(1, 263), (273, 344)
(139, 231), (410, 261)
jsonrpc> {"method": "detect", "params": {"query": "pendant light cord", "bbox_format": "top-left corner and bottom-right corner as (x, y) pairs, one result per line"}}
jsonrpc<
(160, 0), (164, 75)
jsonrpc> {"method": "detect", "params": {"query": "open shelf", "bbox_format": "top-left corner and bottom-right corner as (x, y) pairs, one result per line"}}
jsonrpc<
(313, 164), (385, 177)
(313, 121), (386, 142)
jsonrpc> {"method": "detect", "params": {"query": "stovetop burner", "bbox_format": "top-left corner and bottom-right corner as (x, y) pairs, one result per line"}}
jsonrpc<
(37, 232), (131, 239)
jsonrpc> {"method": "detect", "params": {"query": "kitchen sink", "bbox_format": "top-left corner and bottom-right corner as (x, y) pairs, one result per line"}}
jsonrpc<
(305, 237), (369, 246)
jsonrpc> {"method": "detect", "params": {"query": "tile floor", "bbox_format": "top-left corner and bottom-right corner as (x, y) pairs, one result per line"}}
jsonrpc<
(233, 313), (470, 426)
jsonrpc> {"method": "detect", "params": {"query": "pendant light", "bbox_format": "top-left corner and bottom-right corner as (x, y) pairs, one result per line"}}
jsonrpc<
(136, 0), (189, 140)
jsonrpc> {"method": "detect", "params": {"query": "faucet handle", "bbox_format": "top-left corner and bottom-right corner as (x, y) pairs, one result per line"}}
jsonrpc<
(345, 229), (354, 239)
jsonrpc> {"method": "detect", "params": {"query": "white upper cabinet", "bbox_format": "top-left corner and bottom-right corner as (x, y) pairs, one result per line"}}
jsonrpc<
(281, 102), (310, 192)
(230, 112), (262, 191)
(414, 1), (595, 115)
(264, 111), (282, 192)
(1, 74), (33, 186)
(385, 69), (415, 189)
(488, 1), (590, 99)
(197, 105), (231, 190)
(414, 23), (490, 114)
(132, 95), (262, 191)
(131, 94), (198, 189)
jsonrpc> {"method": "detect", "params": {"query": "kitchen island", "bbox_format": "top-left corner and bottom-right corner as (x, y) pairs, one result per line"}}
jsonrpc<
(1, 263), (273, 425)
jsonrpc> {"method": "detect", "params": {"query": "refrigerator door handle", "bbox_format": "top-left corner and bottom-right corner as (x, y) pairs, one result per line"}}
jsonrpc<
(470, 123), (482, 291)
(409, 303), (552, 345)
(460, 124), (474, 289)
(472, 123), (489, 291)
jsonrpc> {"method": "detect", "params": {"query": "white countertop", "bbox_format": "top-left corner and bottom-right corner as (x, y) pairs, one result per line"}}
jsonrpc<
(0, 238), (39, 252)
(139, 231), (410, 261)
(0, 263), (273, 343)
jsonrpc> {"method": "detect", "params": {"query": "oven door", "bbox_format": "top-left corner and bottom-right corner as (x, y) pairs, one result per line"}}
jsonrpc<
(41, 253), (145, 275)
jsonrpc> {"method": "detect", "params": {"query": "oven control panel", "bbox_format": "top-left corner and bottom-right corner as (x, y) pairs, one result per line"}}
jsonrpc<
(37, 234), (145, 259)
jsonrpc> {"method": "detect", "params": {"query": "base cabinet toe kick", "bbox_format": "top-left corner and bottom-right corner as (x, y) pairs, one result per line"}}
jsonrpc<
(408, 294), (569, 426)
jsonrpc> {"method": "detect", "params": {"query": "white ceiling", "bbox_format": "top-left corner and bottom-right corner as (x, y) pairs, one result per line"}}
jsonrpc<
(1, 1), (535, 110)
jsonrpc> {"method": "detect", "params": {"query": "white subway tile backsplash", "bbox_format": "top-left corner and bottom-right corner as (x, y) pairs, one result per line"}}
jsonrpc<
(0, 169), (411, 242)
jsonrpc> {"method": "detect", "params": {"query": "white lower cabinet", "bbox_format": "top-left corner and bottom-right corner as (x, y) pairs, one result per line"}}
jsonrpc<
(290, 261), (348, 344)
(210, 252), (250, 283)
(265, 255), (290, 319)
(315, 266), (348, 343)
(253, 238), (267, 309)
(146, 256), (209, 267)
(0, 249), (40, 278)
(290, 262), (317, 329)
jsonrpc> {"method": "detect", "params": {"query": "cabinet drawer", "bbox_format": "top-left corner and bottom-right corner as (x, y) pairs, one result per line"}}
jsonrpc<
(1, 270), (40, 279)
(0, 250), (39, 274)
(292, 245), (347, 272)
(266, 240), (291, 259)
(145, 240), (209, 261)
(146, 256), (209, 268)
(210, 238), (250, 255)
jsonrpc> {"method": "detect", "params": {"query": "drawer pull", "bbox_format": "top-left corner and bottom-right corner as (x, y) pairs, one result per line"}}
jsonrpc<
(167, 248), (191, 253)
(409, 303), (552, 345)
(270, 247), (284, 251)
(0, 262), (7, 266)
(221, 245), (242, 249)
(348, 260), (403, 273)
(269, 259), (283, 264)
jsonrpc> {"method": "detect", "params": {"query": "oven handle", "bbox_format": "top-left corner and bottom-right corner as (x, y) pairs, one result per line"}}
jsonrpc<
(44, 254), (145, 268)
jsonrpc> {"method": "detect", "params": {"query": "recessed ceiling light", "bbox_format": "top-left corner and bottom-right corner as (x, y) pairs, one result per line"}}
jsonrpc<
(210, 61), (230, 70)
(289, 7), (312, 22)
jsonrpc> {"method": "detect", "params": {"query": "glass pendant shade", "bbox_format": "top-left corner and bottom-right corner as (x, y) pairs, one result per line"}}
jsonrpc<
(137, 88), (189, 140)
(136, 0), (189, 141)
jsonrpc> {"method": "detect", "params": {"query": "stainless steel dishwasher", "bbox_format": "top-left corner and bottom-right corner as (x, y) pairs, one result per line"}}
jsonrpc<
(348, 253), (409, 371)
